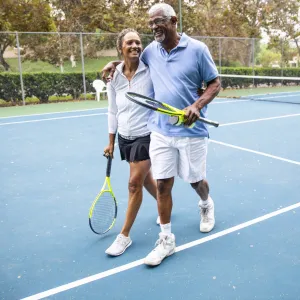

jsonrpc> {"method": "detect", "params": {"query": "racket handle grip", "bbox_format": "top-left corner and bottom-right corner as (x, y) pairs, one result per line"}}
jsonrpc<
(198, 117), (219, 127)
(106, 156), (112, 177)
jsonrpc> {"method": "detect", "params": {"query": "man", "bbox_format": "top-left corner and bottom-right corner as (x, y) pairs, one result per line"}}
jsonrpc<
(102, 3), (221, 266)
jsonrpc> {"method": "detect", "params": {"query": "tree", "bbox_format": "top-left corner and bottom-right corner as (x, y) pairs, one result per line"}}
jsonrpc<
(265, 0), (300, 57)
(23, 1), (83, 72)
(256, 45), (281, 67)
(0, 0), (55, 70)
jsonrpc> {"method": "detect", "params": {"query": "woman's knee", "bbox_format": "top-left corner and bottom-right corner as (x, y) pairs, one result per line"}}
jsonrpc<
(128, 178), (143, 194)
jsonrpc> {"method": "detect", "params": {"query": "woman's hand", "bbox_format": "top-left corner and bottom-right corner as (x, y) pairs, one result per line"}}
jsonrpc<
(104, 144), (115, 158)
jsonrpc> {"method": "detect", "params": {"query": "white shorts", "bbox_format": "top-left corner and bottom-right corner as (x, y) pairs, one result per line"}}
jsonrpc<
(149, 131), (208, 183)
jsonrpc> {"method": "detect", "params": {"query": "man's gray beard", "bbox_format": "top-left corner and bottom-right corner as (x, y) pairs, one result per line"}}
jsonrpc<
(155, 33), (165, 43)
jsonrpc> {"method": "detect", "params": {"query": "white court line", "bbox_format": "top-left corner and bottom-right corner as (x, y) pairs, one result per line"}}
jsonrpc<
(241, 91), (300, 98)
(210, 139), (300, 166)
(247, 94), (300, 100)
(0, 107), (107, 120)
(220, 74), (300, 80)
(0, 113), (107, 126)
(21, 201), (300, 300)
(214, 113), (300, 127)
(3, 107), (300, 127)
(212, 99), (250, 104)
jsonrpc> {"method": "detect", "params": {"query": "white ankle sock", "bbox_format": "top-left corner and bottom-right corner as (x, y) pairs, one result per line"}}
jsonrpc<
(199, 196), (212, 208)
(160, 223), (171, 235)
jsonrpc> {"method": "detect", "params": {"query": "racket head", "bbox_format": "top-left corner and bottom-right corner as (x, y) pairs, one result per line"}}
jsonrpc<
(125, 92), (182, 116)
(89, 189), (117, 235)
(125, 92), (220, 128)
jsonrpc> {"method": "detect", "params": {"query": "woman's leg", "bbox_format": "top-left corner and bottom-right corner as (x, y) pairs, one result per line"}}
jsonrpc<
(120, 159), (152, 236)
(143, 169), (157, 200)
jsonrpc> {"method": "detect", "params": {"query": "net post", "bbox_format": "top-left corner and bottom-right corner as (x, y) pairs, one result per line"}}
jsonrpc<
(218, 38), (222, 75)
(281, 39), (284, 84)
(16, 32), (25, 106)
(252, 38), (255, 87)
(80, 32), (87, 101)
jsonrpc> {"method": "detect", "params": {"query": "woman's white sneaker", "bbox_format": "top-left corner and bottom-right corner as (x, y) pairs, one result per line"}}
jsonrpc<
(105, 234), (132, 256)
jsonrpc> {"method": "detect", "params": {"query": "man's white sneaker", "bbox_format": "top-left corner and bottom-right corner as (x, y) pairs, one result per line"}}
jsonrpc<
(144, 233), (175, 266)
(105, 234), (132, 256)
(156, 216), (160, 225)
(199, 198), (215, 233)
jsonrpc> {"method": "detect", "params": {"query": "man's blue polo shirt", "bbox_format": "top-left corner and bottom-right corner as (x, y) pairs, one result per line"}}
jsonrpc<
(141, 33), (219, 137)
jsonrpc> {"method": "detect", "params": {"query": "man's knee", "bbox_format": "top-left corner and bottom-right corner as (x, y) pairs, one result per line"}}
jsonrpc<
(190, 179), (209, 193)
(157, 179), (173, 195)
(190, 181), (200, 190)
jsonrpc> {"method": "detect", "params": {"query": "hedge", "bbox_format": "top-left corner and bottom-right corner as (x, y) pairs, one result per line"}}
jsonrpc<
(220, 67), (300, 89)
(0, 71), (100, 105)
(0, 68), (299, 105)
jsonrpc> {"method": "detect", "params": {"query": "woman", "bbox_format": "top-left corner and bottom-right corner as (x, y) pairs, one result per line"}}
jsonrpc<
(104, 28), (158, 256)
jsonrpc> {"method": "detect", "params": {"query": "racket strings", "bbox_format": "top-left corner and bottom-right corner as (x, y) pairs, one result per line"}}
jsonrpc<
(90, 191), (116, 233)
(131, 94), (174, 112)
(145, 99), (174, 112)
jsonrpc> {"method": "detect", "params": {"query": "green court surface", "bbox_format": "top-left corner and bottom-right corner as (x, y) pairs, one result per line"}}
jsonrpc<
(0, 100), (108, 118)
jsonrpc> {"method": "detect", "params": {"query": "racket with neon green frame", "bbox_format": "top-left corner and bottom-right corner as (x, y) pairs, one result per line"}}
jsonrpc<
(125, 92), (219, 127)
(89, 155), (117, 235)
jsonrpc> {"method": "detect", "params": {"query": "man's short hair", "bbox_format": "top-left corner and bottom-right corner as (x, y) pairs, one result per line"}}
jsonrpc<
(148, 3), (176, 17)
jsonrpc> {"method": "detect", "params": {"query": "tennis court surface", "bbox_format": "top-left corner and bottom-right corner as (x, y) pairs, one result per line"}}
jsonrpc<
(1, 80), (300, 300)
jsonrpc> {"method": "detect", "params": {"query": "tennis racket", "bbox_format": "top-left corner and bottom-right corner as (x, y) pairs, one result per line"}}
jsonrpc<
(125, 92), (219, 127)
(89, 155), (117, 235)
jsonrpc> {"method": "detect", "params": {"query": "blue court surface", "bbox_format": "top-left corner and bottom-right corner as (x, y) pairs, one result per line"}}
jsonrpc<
(1, 93), (300, 300)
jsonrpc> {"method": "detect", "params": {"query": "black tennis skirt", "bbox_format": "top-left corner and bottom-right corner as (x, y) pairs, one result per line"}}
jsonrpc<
(118, 134), (151, 163)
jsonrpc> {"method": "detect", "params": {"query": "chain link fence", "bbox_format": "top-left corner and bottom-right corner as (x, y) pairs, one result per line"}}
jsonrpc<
(0, 32), (299, 105)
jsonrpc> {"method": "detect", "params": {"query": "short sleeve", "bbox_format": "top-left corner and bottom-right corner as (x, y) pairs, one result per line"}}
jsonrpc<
(200, 46), (219, 83)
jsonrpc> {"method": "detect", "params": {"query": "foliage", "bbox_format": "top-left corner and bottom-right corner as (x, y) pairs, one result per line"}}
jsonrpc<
(0, 0), (55, 70)
(1, 67), (300, 106)
(256, 45), (281, 67)
(0, 71), (99, 104)
(1, 0), (300, 73)
(265, 0), (300, 56)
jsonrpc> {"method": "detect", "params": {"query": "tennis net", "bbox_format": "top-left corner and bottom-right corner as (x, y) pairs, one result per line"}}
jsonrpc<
(218, 74), (300, 104)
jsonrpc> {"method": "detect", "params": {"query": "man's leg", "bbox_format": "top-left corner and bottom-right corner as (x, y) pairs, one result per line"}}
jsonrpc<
(191, 179), (209, 201)
(144, 132), (176, 266)
(157, 177), (174, 224)
(144, 177), (176, 266)
(143, 170), (157, 199)
(143, 170), (161, 225)
(191, 179), (215, 232)
(177, 137), (215, 233)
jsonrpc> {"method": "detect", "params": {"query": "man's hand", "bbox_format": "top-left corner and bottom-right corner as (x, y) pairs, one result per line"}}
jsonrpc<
(183, 103), (200, 127)
(104, 144), (114, 158)
(182, 78), (221, 127)
(101, 62), (115, 82)
(101, 61), (122, 82)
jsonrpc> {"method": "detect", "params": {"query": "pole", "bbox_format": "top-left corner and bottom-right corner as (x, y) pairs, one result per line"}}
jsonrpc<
(80, 32), (87, 101)
(16, 32), (25, 106)
(178, 0), (182, 33)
